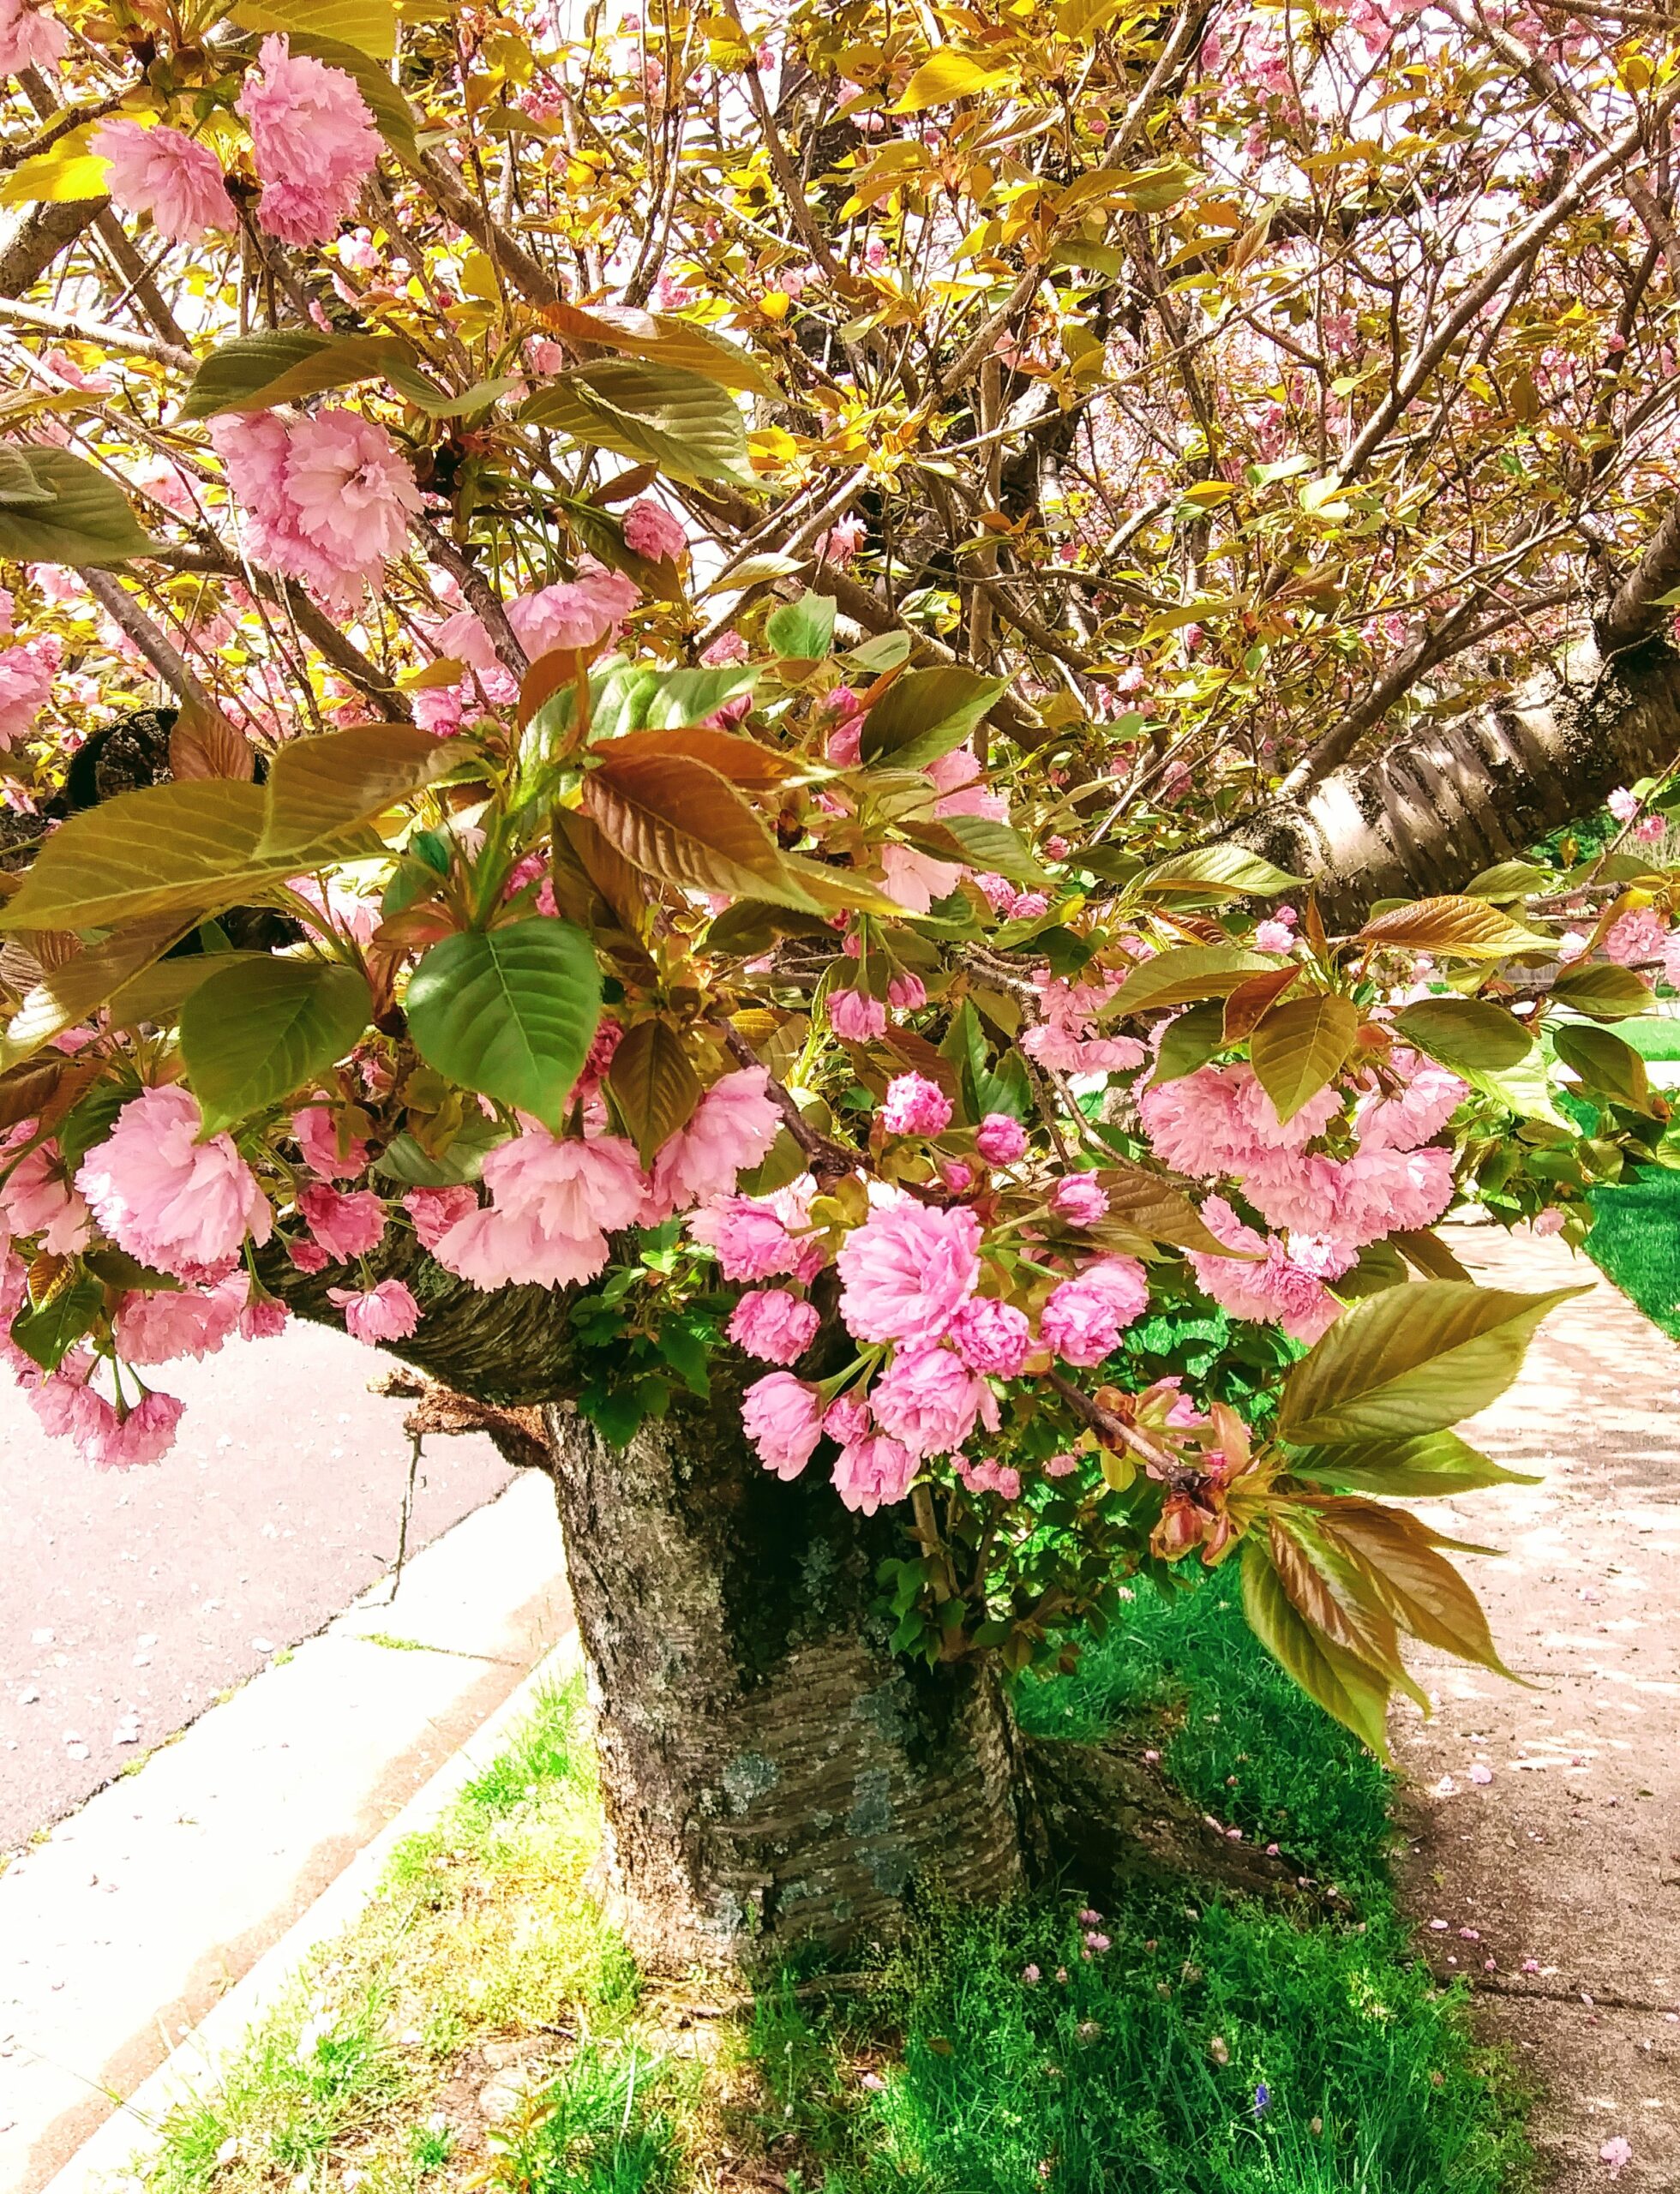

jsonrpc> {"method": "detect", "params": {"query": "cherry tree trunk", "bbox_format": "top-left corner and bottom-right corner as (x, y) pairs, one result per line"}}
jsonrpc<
(543, 1387), (1028, 1974)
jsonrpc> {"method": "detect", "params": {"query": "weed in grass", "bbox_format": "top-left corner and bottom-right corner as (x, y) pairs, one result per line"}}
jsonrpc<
(477, 2044), (680, 2194)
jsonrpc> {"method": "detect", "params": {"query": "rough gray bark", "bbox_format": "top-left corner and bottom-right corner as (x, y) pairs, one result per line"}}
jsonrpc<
(1231, 636), (1680, 925)
(545, 1378), (1029, 1973)
(0, 195), (105, 298)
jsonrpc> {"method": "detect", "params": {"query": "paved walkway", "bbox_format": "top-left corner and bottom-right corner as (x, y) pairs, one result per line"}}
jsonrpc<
(1, 1322), (514, 1852)
(1395, 1226), (1680, 2192)
(0, 1469), (569, 2194)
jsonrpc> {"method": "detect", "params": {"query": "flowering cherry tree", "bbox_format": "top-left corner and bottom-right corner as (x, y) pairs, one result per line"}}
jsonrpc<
(3, 0), (1680, 1968)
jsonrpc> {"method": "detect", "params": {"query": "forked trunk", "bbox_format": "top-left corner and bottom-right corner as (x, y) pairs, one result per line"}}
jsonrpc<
(544, 1385), (1028, 1975)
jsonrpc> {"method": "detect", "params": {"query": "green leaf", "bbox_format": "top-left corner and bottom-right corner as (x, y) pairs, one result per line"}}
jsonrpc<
(0, 447), (53, 507)
(606, 1018), (703, 1163)
(858, 667), (1008, 769)
(1134, 844), (1304, 900)
(1393, 993), (1533, 1071)
(178, 332), (413, 420)
(230, 0), (395, 57)
(1149, 1000), (1224, 1085)
(179, 958), (371, 1135)
(1240, 1539), (1393, 1758)
(373, 1112), (506, 1187)
(1463, 859), (1551, 901)
(521, 362), (754, 489)
(11, 1279), (105, 1375)
(587, 662), (759, 740)
(1248, 992), (1359, 1124)
(1102, 944), (1279, 1018)
(1278, 1280), (1585, 1444)
(0, 781), (269, 932)
(766, 592), (837, 662)
(1287, 1429), (1540, 1497)
(1551, 962), (1656, 1021)
(916, 812), (1047, 884)
(0, 448), (154, 566)
(258, 724), (465, 856)
(1554, 1022), (1658, 1113)
(405, 919), (603, 1130)
(541, 301), (777, 397)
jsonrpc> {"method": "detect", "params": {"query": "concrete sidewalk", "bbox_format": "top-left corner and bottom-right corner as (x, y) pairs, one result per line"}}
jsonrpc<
(0, 1468), (568, 2194)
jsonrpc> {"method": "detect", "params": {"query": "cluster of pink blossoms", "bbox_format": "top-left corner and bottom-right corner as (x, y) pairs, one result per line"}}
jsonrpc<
(210, 408), (422, 608)
(725, 1075), (1153, 1516)
(91, 122), (235, 245)
(0, 640), (55, 747)
(1022, 965), (1151, 1076)
(1140, 1045), (1467, 1338)
(415, 566), (641, 732)
(235, 37), (380, 244)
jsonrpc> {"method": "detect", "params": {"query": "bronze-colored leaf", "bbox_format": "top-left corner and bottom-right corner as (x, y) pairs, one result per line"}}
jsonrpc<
(584, 751), (813, 908)
(1240, 1538), (1394, 1758)
(608, 1017), (704, 1163)
(590, 726), (798, 790)
(1221, 962), (1300, 1043)
(169, 698), (257, 783)
(1357, 894), (1550, 960)
(1310, 1496), (1513, 1676)
(1268, 1516), (1428, 1710)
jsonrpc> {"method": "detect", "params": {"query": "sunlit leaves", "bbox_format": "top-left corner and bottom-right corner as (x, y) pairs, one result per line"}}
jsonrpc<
(179, 332), (414, 420)
(583, 749), (817, 909)
(1357, 895), (1551, 960)
(1103, 944), (1279, 1017)
(521, 363), (754, 488)
(1393, 994), (1533, 1071)
(858, 667), (1008, 768)
(1278, 1280), (1583, 1443)
(1241, 1538), (1394, 1758)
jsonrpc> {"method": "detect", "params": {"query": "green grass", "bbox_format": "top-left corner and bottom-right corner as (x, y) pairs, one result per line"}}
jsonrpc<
(744, 1574), (1531, 2194)
(1585, 1168), (1680, 1337)
(128, 1592), (1533, 2194)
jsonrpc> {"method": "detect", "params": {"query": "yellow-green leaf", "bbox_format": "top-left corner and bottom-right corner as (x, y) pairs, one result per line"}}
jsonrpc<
(522, 362), (754, 489)
(891, 52), (1014, 111)
(1249, 992), (1359, 1124)
(1358, 894), (1551, 960)
(0, 782), (270, 933)
(257, 725), (467, 857)
(1102, 943), (1279, 1019)
(0, 147), (110, 207)
(230, 0), (395, 58)
(607, 1017), (703, 1163)
(0, 448), (154, 566)
(179, 331), (414, 421)
(1278, 1280), (1584, 1444)
(180, 956), (371, 1136)
(2, 914), (198, 1065)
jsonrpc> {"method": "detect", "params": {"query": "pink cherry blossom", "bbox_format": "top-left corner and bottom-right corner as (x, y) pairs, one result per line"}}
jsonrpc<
(486, 1124), (645, 1238)
(648, 1068), (779, 1214)
(948, 1295), (1031, 1376)
(292, 1105), (370, 1179)
(1187, 1196), (1342, 1345)
(976, 1113), (1028, 1165)
(741, 1372), (823, 1478)
(0, 0), (67, 73)
(831, 1430), (917, 1513)
(429, 1202), (608, 1290)
(1051, 1172), (1108, 1226)
(0, 1140), (92, 1254)
(687, 1193), (807, 1281)
(237, 36), (380, 244)
(297, 1184), (387, 1260)
(1606, 788), (1640, 824)
(837, 1200), (980, 1344)
(880, 842), (963, 914)
(0, 642), (52, 746)
(77, 1086), (272, 1280)
(828, 988), (887, 1042)
(879, 1072), (952, 1137)
(1599, 2137), (1633, 2179)
(1043, 1452), (1078, 1478)
(285, 409), (423, 572)
(621, 498), (687, 561)
(405, 1184), (479, 1250)
(1603, 909), (1665, 966)
(114, 1278), (243, 1365)
(327, 1278), (422, 1344)
(870, 1343), (998, 1457)
(99, 1390), (186, 1469)
(887, 973), (927, 1011)
(507, 566), (640, 658)
(729, 1287), (820, 1364)
(1532, 1206), (1567, 1238)
(91, 122), (234, 243)
(1040, 1258), (1149, 1366)
(1254, 920), (1294, 953)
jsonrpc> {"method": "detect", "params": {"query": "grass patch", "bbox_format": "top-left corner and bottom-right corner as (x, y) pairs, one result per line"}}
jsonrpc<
(126, 1593), (1533, 2194)
(1585, 1168), (1680, 1337)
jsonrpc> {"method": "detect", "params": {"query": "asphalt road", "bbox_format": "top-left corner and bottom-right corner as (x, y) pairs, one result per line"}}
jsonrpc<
(0, 1324), (513, 1853)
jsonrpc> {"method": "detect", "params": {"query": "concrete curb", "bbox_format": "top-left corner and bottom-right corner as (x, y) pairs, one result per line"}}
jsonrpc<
(41, 1629), (585, 2194)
